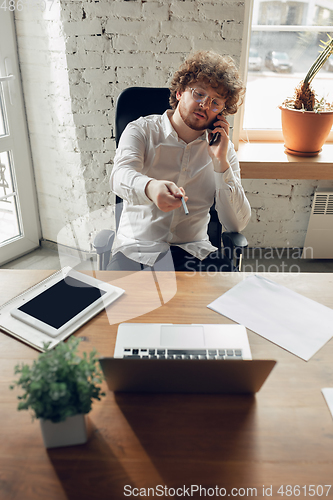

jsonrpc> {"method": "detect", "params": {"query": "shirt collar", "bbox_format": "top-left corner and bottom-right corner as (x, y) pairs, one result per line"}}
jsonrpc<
(163, 110), (177, 139)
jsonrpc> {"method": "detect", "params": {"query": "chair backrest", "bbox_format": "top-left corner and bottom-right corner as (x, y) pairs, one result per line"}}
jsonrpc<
(114, 87), (171, 228)
(115, 87), (172, 146)
(114, 86), (221, 252)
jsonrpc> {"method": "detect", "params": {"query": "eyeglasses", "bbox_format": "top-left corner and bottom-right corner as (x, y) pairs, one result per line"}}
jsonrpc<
(189, 87), (225, 113)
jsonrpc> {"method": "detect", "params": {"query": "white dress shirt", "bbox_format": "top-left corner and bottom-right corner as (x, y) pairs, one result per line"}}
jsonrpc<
(110, 110), (251, 266)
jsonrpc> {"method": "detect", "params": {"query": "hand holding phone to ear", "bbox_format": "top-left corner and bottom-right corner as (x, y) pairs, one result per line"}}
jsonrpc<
(208, 113), (231, 172)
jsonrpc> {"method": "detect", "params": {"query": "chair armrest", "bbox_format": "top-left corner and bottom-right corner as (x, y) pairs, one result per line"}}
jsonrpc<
(93, 229), (115, 254)
(222, 232), (248, 249)
(93, 229), (115, 270)
(222, 232), (248, 272)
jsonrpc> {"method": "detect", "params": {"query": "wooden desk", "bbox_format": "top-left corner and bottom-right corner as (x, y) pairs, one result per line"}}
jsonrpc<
(1, 270), (333, 500)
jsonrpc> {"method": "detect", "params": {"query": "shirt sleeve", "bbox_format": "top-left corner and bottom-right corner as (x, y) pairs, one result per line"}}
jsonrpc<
(110, 121), (154, 205)
(213, 141), (251, 232)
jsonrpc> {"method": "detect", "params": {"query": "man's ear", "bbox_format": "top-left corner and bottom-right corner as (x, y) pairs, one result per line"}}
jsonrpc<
(176, 90), (182, 101)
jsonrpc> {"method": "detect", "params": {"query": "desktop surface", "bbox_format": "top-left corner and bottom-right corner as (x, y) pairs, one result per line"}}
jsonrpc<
(1, 270), (333, 500)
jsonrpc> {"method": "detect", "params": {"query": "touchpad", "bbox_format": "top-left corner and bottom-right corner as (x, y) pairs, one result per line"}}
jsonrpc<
(160, 325), (205, 347)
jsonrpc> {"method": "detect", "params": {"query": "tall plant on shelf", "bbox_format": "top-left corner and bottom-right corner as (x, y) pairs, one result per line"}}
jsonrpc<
(280, 34), (333, 156)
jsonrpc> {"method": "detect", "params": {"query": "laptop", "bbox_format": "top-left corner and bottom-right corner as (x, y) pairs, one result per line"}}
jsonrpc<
(99, 323), (276, 394)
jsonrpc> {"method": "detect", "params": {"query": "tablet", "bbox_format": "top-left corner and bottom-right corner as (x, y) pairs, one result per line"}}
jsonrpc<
(10, 269), (118, 337)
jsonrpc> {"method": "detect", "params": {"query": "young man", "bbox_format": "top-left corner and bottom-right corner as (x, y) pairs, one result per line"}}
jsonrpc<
(108, 50), (251, 272)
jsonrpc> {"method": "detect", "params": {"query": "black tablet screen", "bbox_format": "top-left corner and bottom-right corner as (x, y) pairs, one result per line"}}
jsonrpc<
(18, 276), (106, 329)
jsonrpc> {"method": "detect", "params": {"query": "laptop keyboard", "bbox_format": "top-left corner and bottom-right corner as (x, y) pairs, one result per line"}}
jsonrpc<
(122, 348), (243, 360)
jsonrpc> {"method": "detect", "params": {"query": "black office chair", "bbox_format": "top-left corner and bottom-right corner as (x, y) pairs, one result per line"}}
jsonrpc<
(93, 87), (247, 271)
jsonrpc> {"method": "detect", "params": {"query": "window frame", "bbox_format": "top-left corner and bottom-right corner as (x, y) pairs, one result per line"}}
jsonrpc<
(234, 0), (333, 148)
(0, 11), (40, 265)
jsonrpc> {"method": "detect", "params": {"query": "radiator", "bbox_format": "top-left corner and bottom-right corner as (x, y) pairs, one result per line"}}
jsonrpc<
(302, 188), (333, 259)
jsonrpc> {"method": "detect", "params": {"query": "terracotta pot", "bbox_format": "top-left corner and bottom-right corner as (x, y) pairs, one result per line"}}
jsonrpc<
(280, 106), (333, 157)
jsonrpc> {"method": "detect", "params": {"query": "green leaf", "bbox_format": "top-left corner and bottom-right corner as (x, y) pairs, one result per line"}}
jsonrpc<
(10, 337), (105, 423)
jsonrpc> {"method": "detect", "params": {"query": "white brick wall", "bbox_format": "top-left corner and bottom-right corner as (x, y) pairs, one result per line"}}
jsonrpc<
(15, 1), (90, 248)
(242, 179), (333, 248)
(14, 0), (246, 251)
(14, 0), (328, 253)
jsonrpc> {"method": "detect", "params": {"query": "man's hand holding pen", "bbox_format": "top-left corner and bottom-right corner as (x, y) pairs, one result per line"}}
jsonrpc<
(145, 179), (188, 213)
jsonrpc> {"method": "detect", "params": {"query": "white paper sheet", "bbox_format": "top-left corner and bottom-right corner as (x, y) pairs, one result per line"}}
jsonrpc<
(207, 275), (333, 361)
(322, 388), (333, 419)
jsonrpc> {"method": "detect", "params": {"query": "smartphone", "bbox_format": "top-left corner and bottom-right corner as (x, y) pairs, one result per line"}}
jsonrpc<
(209, 123), (220, 146)
(208, 112), (232, 146)
(208, 113), (224, 146)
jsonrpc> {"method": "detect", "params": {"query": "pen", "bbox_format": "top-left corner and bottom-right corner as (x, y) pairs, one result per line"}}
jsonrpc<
(181, 196), (189, 215)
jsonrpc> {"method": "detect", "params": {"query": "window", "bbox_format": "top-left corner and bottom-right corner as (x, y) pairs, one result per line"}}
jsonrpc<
(0, 11), (40, 265)
(238, 0), (333, 142)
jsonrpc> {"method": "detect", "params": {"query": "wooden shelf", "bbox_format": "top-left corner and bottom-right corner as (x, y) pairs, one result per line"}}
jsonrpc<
(238, 142), (333, 179)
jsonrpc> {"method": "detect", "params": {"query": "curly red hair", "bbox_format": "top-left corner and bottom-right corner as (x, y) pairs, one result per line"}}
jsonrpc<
(169, 50), (245, 115)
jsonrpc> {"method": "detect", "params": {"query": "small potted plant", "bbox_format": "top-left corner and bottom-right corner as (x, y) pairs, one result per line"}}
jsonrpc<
(280, 34), (333, 156)
(10, 337), (105, 448)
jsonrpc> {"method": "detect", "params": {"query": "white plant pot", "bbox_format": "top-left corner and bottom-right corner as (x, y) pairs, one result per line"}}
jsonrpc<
(40, 413), (87, 449)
